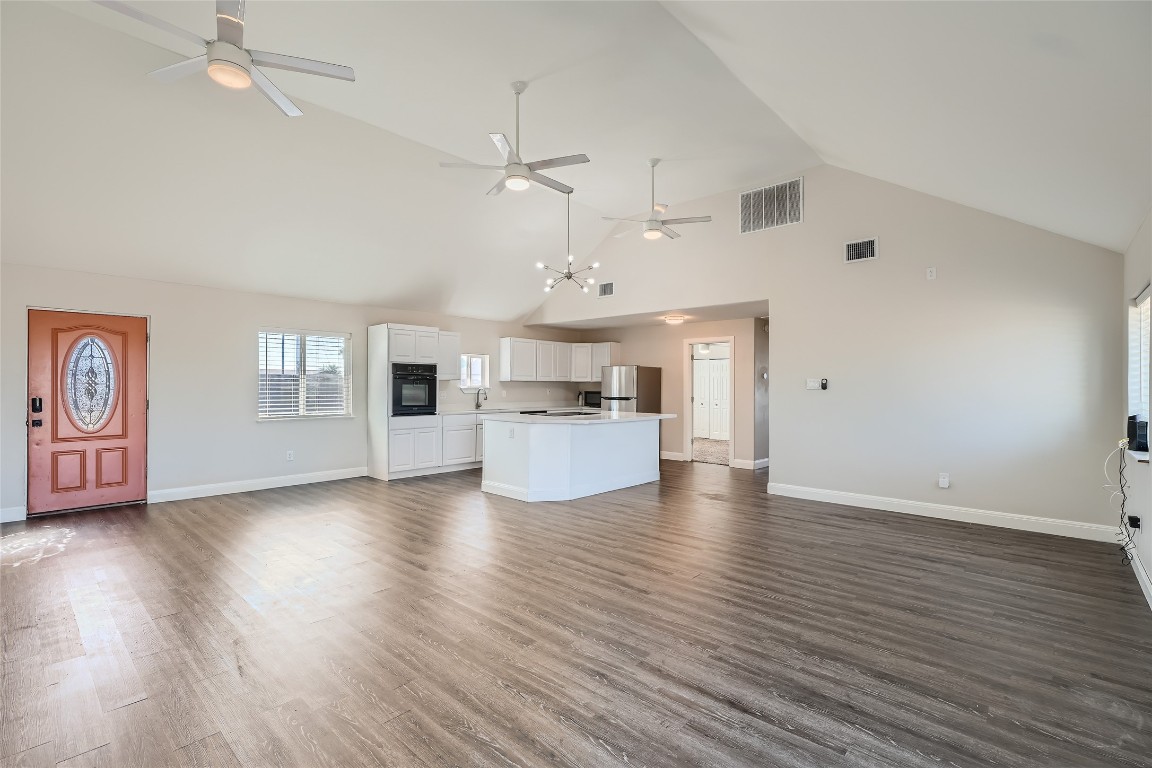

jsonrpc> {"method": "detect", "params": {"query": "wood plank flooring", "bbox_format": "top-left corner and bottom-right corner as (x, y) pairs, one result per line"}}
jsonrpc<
(2, 462), (1150, 767)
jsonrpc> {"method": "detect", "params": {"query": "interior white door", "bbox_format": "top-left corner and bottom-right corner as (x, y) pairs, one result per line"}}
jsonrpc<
(709, 359), (730, 441)
(692, 359), (710, 439)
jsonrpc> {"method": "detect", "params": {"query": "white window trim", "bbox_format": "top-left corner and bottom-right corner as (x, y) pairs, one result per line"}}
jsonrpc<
(258, 328), (353, 421)
(1129, 284), (1150, 423)
(458, 353), (490, 391)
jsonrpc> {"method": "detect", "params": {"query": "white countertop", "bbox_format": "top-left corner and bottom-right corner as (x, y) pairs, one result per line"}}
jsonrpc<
(437, 404), (585, 415)
(478, 411), (676, 425)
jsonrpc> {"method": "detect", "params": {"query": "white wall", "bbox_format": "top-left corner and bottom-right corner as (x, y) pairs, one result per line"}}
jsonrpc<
(535, 164), (1124, 528)
(0, 264), (582, 516)
(1123, 209), (1151, 597)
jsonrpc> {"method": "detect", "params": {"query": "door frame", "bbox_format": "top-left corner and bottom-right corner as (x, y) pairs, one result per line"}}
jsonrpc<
(682, 335), (735, 466)
(24, 306), (151, 516)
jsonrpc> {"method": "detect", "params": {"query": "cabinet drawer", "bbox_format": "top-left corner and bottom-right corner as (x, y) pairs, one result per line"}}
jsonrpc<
(441, 413), (478, 428)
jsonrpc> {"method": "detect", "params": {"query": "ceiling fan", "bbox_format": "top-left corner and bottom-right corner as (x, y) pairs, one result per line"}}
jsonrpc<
(603, 159), (712, 240)
(93, 0), (355, 117)
(440, 81), (589, 196)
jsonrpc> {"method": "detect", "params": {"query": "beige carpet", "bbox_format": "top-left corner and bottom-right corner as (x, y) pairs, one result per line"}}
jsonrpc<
(692, 438), (729, 465)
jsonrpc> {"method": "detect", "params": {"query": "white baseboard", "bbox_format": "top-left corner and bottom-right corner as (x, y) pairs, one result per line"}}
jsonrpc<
(1, 506), (27, 524)
(660, 451), (688, 461)
(766, 483), (1116, 543)
(148, 467), (367, 504)
(731, 458), (770, 470)
(1131, 550), (1152, 612)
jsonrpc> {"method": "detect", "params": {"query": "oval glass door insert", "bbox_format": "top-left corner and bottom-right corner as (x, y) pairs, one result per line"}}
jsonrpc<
(65, 335), (117, 432)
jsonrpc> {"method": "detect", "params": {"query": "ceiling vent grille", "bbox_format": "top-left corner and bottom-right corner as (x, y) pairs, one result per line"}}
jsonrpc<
(597, 282), (614, 298)
(844, 239), (877, 263)
(740, 177), (803, 234)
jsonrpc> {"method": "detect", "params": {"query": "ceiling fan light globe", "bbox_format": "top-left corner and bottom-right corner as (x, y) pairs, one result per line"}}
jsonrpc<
(585, 278), (595, 284)
(207, 60), (251, 89)
(582, 286), (589, 293)
(535, 262), (544, 269)
(592, 262), (599, 269)
(643, 229), (663, 240)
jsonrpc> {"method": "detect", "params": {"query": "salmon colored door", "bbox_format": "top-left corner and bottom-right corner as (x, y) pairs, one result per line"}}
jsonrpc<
(27, 311), (148, 515)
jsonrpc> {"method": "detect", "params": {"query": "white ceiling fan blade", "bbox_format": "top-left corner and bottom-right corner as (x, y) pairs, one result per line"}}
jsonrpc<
(92, 1), (208, 47)
(147, 55), (207, 82)
(661, 216), (712, 225)
(613, 224), (642, 238)
(528, 172), (573, 195)
(601, 217), (647, 222)
(249, 51), (355, 82)
(489, 133), (519, 164)
(660, 226), (681, 239)
(439, 162), (503, 170)
(487, 177), (506, 196)
(216, 0), (245, 48)
(249, 65), (302, 117)
(526, 154), (589, 172)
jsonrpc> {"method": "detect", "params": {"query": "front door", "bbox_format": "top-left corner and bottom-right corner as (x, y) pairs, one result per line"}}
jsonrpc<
(27, 310), (148, 515)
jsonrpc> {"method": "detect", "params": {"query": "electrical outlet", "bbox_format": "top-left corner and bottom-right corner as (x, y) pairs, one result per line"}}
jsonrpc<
(938, 472), (949, 489)
(286, 450), (295, 461)
(926, 267), (937, 280)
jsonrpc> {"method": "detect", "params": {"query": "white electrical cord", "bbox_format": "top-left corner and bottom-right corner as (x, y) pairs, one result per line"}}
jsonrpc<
(1103, 438), (1136, 565)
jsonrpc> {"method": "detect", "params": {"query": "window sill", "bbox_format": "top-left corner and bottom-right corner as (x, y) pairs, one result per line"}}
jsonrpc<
(1129, 450), (1149, 464)
(257, 414), (355, 422)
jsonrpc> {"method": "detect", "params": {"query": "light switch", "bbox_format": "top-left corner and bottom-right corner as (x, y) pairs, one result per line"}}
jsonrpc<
(806, 378), (821, 390)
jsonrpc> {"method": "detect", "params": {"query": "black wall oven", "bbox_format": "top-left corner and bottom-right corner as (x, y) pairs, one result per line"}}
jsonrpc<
(391, 363), (437, 416)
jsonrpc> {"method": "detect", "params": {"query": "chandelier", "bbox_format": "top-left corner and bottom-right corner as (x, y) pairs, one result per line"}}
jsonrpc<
(537, 193), (599, 293)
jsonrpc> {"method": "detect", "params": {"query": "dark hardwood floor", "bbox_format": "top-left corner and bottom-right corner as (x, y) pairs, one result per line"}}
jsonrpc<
(2, 461), (1150, 767)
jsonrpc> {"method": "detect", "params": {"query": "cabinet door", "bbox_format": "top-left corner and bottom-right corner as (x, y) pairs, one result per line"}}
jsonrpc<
(510, 338), (537, 380)
(591, 343), (610, 383)
(414, 428), (439, 468)
(437, 332), (461, 380)
(476, 424), (484, 461)
(389, 329), (416, 362)
(571, 343), (592, 381)
(389, 429), (415, 471)
(554, 342), (572, 381)
(536, 341), (556, 381)
(442, 425), (476, 465)
(415, 331), (439, 364)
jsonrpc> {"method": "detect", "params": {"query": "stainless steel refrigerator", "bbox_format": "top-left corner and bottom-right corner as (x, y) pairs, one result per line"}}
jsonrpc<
(601, 366), (662, 413)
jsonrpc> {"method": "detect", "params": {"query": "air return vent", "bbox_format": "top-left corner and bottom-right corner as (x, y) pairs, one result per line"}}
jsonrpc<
(740, 177), (803, 234)
(598, 282), (614, 298)
(844, 239), (877, 263)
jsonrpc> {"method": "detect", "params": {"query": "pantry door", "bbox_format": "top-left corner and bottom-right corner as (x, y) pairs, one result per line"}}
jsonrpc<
(27, 310), (148, 515)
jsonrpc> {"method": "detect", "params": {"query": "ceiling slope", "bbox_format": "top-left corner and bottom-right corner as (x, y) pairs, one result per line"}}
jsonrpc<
(666, 0), (1152, 252)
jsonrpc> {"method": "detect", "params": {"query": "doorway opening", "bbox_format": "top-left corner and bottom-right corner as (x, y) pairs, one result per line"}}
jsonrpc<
(683, 336), (734, 466)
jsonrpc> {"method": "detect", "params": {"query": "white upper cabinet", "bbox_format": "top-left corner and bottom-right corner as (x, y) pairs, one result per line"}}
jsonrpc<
(537, 341), (557, 381)
(415, 331), (438, 364)
(571, 343), (592, 382)
(437, 331), (461, 380)
(388, 328), (416, 362)
(554, 342), (572, 381)
(590, 342), (621, 383)
(500, 337), (538, 381)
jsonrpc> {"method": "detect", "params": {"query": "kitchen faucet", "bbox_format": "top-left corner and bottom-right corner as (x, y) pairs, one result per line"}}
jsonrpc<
(474, 387), (488, 409)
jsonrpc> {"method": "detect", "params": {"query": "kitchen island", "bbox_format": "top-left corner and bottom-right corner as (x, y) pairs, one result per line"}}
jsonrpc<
(480, 411), (676, 502)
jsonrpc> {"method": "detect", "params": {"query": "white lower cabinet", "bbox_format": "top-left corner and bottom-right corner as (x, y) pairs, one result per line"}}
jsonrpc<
(476, 423), (484, 461)
(388, 429), (416, 472)
(414, 428), (439, 468)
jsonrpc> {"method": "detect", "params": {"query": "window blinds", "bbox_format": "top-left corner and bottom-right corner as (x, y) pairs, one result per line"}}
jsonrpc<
(1133, 290), (1151, 421)
(258, 331), (350, 419)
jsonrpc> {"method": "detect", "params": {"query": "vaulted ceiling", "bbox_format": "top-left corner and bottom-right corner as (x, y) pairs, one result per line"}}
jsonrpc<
(2, 1), (1147, 321)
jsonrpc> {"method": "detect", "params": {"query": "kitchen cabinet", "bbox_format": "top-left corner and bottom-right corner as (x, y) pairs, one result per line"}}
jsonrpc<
(476, 423), (484, 461)
(388, 429), (416, 472)
(414, 331), (438, 364)
(442, 414), (479, 465)
(554, 342), (572, 381)
(414, 428), (440, 468)
(388, 328), (416, 362)
(437, 331), (461, 380)
(571, 343), (592, 381)
(499, 337), (538, 381)
(537, 341), (557, 381)
(590, 342), (621, 382)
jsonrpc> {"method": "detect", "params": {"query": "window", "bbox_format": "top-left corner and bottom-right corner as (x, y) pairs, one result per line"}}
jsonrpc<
(1131, 287), (1151, 423)
(459, 353), (490, 390)
(258, 330), (351, 419)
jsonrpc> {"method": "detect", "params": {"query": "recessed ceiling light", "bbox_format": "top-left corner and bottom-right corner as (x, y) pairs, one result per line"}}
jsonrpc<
(664, 315), (685, 325)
